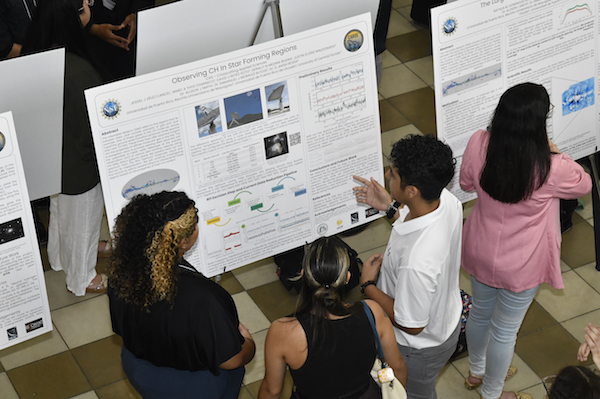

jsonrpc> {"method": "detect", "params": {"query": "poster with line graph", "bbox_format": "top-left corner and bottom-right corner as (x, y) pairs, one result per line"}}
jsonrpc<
(432, 0), (600, 202)
(86, 14), (384, 277)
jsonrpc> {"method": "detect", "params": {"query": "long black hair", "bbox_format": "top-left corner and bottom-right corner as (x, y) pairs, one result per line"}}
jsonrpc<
(294, 236), (357, 348)
(21, 0), (102, 75)
(480, 83), (552, 203)
(549, 366), (600, 399)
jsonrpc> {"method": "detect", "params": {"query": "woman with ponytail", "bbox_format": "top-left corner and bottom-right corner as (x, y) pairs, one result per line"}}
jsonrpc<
(259, 236), (407, 399)
(108, 191), (255, 399)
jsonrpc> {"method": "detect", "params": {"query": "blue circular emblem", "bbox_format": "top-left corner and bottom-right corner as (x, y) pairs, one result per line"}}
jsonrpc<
(344, 29), (364, 52)
(103, 101), (120, 118)
(443, 18), (457, 35)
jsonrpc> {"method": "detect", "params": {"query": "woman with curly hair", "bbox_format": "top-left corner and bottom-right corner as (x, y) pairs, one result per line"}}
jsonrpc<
(460, 83), (592, 399)
(259, 236), (407, 399)
(108, 191), (255, 399)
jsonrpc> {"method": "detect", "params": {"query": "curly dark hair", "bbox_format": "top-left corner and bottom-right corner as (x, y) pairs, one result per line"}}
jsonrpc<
(389, 134), (455, 202)
(549, 366), (600, 399)
(108, 191), (197, 309)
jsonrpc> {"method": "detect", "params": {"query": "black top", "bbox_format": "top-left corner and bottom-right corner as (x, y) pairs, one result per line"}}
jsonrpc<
(109, 260), (244, 375)
(290, 306), (377, 398)
(62, 52), (102, 195)
(0, 0), (36, 58)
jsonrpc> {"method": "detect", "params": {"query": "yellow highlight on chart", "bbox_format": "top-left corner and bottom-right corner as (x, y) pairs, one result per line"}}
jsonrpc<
(207, 217), (221, 225)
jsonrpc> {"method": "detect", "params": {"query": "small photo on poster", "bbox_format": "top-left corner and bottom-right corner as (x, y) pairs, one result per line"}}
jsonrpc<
(224, 89), (263, 129)
(195, 100), (222, 137)
(0, 218), (24, 245)
(265, 81), (290, 116)
(0, 131), (5, 152)
(264, 132), (289, 160)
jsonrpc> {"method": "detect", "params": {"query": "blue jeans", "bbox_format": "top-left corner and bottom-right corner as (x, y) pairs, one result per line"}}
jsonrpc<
(466, 276), (539, 399)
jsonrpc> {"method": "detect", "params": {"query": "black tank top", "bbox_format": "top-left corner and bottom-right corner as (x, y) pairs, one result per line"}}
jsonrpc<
(290, 305), (377, 398)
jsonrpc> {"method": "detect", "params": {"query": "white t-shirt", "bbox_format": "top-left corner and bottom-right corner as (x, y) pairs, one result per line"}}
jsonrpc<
(378, 188), (463, 349)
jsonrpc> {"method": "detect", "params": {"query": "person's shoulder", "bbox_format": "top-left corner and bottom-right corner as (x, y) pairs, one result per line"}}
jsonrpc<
(268, 317), (302, 339)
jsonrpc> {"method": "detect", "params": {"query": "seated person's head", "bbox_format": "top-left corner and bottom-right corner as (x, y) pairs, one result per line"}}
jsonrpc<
(548, 366), (600, 399)
(388, 134), (455, 202)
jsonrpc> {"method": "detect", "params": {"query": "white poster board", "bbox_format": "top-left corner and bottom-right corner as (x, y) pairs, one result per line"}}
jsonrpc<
(136, 0), (379, 75)
(431, 0), (600, 202)
(0, 49), (64, 200)
(0, 111), (52, 350)
(86, 14), (384, 277)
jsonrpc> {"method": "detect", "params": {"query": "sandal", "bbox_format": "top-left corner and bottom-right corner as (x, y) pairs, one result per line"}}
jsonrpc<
(85, 273), (108, 294)
(465, 366), (518, 390)
(98, 240), (112, 258)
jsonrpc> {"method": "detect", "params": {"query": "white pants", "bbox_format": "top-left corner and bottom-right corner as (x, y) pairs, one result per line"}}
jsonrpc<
(48, 183), (104, 296)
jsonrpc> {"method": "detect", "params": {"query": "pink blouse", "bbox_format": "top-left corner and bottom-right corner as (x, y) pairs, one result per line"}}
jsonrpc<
(460, 130), (592, 292)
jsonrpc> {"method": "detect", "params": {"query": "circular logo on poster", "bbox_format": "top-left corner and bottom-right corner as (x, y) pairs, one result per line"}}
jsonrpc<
(102, 100), (121, 119)
(317, 223), (328, 235)
(0, 132), (5, 152)
(344, 29), (364, 52)
(442, 17), (458, 36)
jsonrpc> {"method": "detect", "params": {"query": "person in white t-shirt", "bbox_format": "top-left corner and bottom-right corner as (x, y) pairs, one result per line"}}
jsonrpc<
(353, 134), (463, 399)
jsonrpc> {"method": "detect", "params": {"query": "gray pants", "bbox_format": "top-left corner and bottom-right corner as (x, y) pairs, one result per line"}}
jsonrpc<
(398, 322), (460, 399)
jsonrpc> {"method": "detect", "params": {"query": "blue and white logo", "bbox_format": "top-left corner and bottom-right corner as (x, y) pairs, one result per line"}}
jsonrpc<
(102, 100), (121, 119)
(442, 17), (457, 36)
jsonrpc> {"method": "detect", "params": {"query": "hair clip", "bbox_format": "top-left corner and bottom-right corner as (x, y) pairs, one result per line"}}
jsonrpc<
(324, 283), (331, 289)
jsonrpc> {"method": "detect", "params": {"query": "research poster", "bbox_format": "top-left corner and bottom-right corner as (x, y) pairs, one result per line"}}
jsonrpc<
(85, 14), (384, 277)
(432, 0), (600, 202)
(0, 111), (52, 350)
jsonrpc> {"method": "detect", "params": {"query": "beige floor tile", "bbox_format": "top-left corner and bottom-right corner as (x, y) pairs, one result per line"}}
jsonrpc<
(44, 270), (102, 311)
(561, 221), (596, 268)
(357, 244), (389, 264)
(561, 308), (600, 344)
(243, 329), (267, 385)
(387, 9), (418, 37)
(0, 372), (19, 399)
(560, 260), (571, 272)
(0, 326), (67, 370)
(393, 0), (413, 9)
(339, 217), (393, 254)
(232, 258), (279, 290)
(396, 5), (422, 29)
(436, 364), (480, 399)
(459, 268), (473, 294)
(405, 56), (434, 86)
(51, 295), (114, 349)
(378, 64), (428, 99)
(219, 271), (245, 295)
(519, 300), (557, 338)
(535, 271), (600, 322)
(381, 50), (401, 69)
(69, 392), (100, 399)
(232, 291), (271, 334)
(380, 99), (410, 132)
(248, 281), (300, 322)
(502, 354), (542, 393)
(587, 217), (594, 227)
(381, 125), (423, 159)
(574, 262), (600, 293)
(520, 383), (547, 399)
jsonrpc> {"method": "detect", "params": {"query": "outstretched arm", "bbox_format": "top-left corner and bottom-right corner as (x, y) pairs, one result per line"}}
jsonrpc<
(90, 22), (131, 49)
(259, 321), (289, 399)
(353, 175), (397, 218)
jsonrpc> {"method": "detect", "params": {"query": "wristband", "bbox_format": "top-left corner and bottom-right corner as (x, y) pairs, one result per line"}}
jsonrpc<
(360, 280), (377, 294)
(386, 200), (401, 219)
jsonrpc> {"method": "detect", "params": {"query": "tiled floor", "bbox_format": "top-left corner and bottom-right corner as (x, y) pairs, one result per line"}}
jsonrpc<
(1, 2), (598, 398)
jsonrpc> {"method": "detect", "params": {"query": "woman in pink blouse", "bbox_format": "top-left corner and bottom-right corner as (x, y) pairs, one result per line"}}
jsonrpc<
(459, 83), (592, 399)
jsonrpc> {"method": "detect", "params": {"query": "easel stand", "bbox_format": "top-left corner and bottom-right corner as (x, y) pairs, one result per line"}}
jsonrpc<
(250, 0), (284, 46)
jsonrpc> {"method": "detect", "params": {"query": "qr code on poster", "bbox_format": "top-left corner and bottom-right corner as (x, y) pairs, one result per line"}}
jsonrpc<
(289, 132), (301, 146)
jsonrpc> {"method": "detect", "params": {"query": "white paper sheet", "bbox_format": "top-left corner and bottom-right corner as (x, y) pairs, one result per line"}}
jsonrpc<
(86, 14), (384, 277)
(0, 111), (52, 350)
(0, 49), (64, 200)
(136, 0), (379, 75)
(432, 0), (600, 201)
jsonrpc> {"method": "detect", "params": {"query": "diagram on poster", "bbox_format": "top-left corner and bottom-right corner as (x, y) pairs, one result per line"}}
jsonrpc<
(431, 0), (600, 202)
(85, 14), (383, 277)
